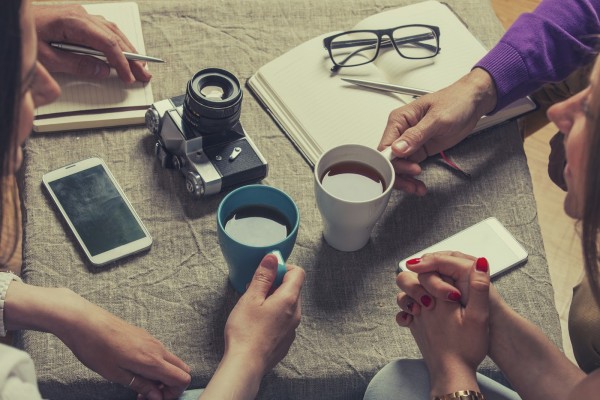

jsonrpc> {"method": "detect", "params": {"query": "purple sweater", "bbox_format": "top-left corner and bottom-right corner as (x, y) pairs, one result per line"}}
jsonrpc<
(475, 0), (600, 111)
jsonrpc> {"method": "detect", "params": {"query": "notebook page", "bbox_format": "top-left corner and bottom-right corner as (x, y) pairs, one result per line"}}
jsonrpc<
(35, 2), (152, 118)
(354, 1), (487, 91)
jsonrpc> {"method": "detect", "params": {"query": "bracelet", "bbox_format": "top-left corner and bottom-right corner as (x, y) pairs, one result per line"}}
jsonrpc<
(433, 390), (485, 400)
(0, 271), (22, 337)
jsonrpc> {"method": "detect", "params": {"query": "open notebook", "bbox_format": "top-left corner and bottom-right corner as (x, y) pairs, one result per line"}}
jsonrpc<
(34, 2), (154, 133)
(247, 0), (536, 165)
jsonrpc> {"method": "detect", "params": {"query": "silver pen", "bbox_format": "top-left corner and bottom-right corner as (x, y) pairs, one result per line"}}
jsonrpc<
(341, 77), (431, 97)
(49, 42), (165, 63)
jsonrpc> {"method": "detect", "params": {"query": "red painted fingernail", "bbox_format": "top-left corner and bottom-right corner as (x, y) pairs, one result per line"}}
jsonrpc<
(407, 302), (414, 312)
(421, 295), (432, 307)
(476, 257), (489, 273)
(448, 291), (461, 302)
(406, 258), (421, 266)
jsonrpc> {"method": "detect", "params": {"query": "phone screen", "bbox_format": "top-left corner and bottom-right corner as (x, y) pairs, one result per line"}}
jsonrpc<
(48, 164), (147, 256)
(398, 218), (528, 278)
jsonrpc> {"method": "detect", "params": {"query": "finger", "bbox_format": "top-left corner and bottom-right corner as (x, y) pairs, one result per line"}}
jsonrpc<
(270, 265), (305, 303)
(392, 175), (427, 196)
(405, 252), (476, 280)
(130, 359), (191, 389)
(417, 272), (462, 303)
(395, 311), (413, 327)
(391, 158), (422, 176)
(396, 271), (434, 309)
(465, 257), (491, 318)
(391, 111), (443, 158)
(396, 292), (421, 316)
(245, 254), (280, 300)
(96, 17), (151, 82)
(379, 101), (427, 151)
(127, 375), (163, 400)
(39, 43), (111, 79)
(161, 351), (191, 374)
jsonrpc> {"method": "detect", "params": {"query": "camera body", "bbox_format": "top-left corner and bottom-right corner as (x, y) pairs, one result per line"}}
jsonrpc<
(146, 68), (268, 197)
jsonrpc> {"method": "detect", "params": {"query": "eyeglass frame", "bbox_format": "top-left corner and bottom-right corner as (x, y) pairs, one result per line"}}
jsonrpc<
(322, 24), (441, 72)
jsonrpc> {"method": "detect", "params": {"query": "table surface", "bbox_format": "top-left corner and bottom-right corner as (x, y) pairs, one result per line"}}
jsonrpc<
(19, 1), (562, 399)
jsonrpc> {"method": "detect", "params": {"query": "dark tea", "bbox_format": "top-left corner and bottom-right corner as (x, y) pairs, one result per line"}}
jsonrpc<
(224, 205), (292, 247)
(320, 161), (386, 201)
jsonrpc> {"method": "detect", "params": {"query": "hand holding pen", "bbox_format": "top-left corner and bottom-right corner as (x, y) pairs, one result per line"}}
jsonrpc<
(33, 4), (153, 83)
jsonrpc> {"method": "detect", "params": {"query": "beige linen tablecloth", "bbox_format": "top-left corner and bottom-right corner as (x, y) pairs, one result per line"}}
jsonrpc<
(19, 1), (561, 399)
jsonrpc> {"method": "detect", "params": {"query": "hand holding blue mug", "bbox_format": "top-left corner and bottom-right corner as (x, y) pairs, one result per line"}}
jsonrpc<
(217, 185), (300, 293)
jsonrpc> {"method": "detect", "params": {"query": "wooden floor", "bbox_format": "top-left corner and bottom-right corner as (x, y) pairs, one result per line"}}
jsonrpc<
(491, 0), (583, 361)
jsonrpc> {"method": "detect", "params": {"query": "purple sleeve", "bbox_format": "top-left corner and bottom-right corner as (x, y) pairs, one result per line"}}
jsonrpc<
(475, 0), (600, 111)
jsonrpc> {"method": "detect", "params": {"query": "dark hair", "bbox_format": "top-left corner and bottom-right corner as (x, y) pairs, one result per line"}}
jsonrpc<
(583, 60), (600, 304)
(0, 0), (24, 267)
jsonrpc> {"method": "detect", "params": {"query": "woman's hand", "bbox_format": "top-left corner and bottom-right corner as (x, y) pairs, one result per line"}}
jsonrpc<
(395, 255), (491, 396)
(200, 254), (305, 400)
(4, 283), (191, 400)
(33, 4), (151, 83)
(378, 68), (497, 195)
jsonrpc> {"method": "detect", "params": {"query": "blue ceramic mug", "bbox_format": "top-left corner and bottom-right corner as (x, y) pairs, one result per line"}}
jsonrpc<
(217, 184), (299, 293)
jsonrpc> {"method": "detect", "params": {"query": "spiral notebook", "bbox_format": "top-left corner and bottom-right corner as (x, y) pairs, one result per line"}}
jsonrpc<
(33, 2), (154, 133)
(247, 1), (536, 165)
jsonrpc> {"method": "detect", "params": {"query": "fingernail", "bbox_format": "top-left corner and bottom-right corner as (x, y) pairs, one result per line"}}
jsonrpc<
(420, 295), (432, 307)
(393, 140), (410, 155)
(406, 258), (421, 266)
(448, 291), (461, 302)
(476, 257), (489, 273)
(406, 302), (414, 312)
(262, 254), (278, 270)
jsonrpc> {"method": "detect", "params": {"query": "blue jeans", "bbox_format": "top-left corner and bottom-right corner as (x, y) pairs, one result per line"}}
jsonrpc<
(363, 359), (521, 400)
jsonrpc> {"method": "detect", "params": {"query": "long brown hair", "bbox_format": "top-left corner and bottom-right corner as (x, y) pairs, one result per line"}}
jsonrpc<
(0, 0), (24, 268)
(582, 62), (600, 304)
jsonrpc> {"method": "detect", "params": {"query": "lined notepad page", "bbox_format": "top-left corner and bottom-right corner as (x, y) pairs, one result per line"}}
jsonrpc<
(35, 2), (152, 119)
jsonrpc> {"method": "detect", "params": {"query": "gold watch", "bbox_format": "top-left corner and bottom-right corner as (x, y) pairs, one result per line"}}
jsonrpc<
(433, 390), (485, 400)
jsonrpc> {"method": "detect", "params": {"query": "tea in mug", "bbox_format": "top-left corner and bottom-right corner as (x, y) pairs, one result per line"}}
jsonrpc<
(224, 205), (292, 246)
(320, 161), (386, 201)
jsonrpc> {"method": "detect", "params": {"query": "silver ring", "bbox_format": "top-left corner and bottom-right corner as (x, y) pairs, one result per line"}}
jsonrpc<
(128, 376), (136, 387)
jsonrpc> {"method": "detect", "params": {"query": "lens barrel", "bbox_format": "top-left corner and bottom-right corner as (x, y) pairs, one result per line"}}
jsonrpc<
(182, 68), (242, 136)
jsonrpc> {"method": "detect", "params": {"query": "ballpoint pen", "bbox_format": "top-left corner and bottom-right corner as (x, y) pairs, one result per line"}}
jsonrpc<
(341, 77), (431, 97)
(49, 42), (165, 63)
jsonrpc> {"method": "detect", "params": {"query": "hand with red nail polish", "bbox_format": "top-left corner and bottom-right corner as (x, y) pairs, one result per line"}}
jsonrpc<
(407, 255), (491, 395)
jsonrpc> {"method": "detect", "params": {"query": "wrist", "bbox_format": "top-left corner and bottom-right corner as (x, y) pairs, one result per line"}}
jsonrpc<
(428, 361), (479, 396)
(201, 351), (264, 400)
(465, 68), (497, 115)
(4, 283), (85, 336)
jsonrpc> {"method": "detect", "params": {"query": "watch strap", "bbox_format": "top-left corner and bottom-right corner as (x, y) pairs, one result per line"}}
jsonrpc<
(0, 272), (22, 337)
(433, 390), (486, 400)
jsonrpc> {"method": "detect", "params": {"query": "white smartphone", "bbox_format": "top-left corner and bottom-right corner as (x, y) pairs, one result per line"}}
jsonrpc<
(42, 157), (152, 266)
(398, 217), (528, 278)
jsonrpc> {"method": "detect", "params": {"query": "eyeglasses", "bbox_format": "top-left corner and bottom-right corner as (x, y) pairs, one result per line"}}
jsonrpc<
(323, 24), (441, 72)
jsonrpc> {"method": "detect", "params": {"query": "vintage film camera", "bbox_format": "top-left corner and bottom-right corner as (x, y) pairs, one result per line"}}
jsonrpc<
(146, 68), (268, 197)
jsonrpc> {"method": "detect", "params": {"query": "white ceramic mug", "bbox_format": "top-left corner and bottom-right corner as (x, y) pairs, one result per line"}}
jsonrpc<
(314, 144), (395, 252)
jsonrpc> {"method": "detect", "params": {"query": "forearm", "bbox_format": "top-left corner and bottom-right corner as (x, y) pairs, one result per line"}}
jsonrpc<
(489, 289), (585, 400)
(4, 282), (84, 337)
(477, 0), (600, 111)
(199, 353), (264, 400)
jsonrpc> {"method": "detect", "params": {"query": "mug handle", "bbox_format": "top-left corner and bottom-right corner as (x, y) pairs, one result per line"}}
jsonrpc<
(268, 250), (288, 287)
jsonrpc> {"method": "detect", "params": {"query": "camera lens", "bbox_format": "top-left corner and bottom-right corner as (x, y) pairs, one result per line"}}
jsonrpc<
(182, 68), (242, 136)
